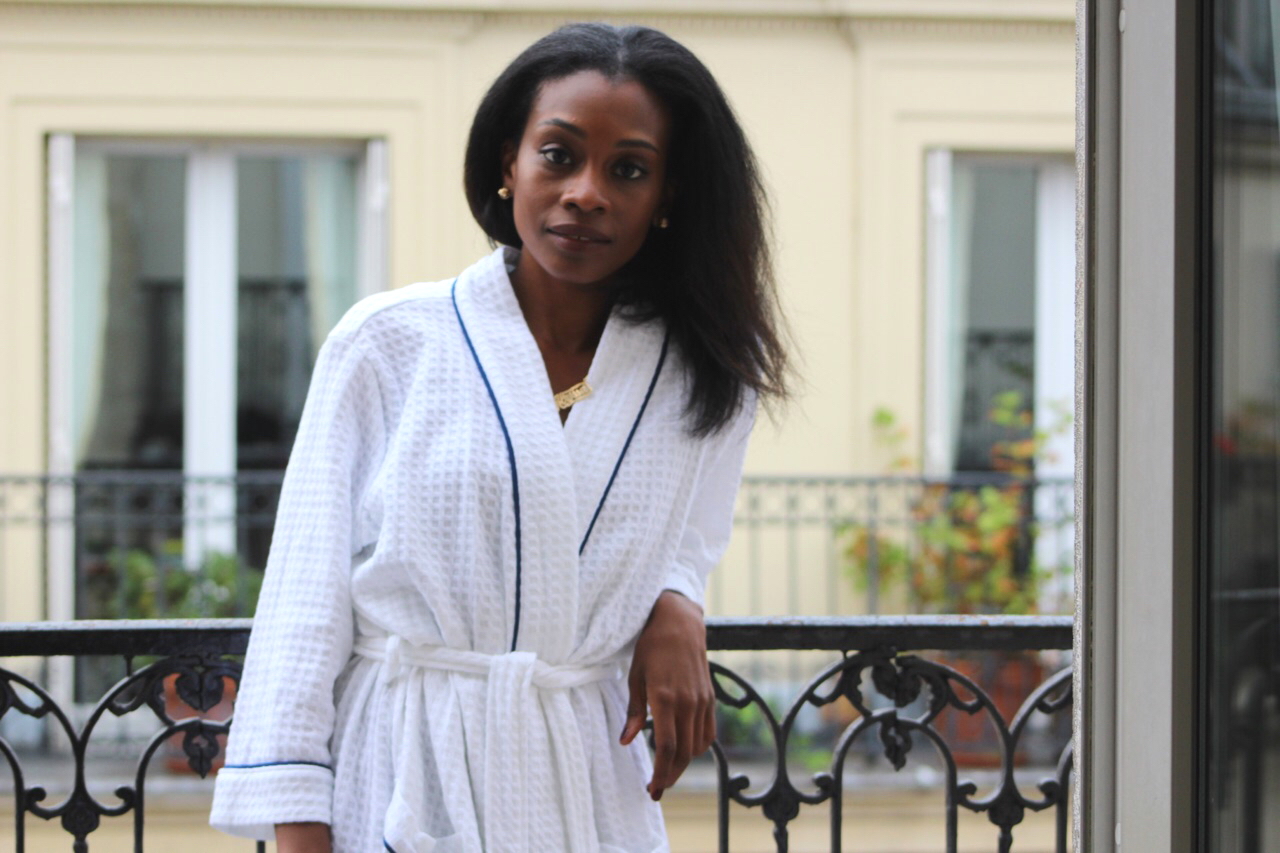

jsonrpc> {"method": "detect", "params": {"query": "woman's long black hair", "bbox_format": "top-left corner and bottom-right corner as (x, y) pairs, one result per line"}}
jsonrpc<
(464, 22), (789, 436)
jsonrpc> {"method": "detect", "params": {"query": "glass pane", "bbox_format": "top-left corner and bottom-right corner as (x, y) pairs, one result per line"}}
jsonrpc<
(71, 151), (187, 619)
(73, 151), (186, 471)
(1204, 0), (1280, 848)
(950, 159), (1038, 472)
(236, 154), (359, 472)
(235, 153), (360, 569)
(70, 151), (187, 697)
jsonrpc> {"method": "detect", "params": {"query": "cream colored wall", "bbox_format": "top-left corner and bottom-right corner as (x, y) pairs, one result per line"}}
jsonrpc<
(847, 20), (1076, 473)
(0, 1), (1073, 622)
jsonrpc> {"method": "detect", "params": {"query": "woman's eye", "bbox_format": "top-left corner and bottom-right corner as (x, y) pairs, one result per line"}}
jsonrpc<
(614, 162), (648, 180)
(540, 147), (571, 166)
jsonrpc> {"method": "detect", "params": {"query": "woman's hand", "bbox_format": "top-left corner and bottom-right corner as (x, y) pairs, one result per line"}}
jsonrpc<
(619, 590), (716, 801)
(275, 822), (332, 853)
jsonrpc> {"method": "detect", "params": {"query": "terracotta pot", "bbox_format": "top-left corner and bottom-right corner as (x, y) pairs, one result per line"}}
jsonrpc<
(162, 673), (236, 776)
(933, 651), (1043, 768)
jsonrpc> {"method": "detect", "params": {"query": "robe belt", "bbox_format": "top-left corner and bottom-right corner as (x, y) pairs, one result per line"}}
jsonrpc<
(354, 633), (624, 853)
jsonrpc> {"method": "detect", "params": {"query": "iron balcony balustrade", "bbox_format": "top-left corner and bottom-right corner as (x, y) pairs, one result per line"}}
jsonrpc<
(0, 617), (1073, 853)
(0, 471), (1076, 621)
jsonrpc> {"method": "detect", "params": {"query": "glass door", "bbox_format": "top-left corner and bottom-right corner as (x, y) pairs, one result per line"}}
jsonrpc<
(1203, 0), (1280, 847)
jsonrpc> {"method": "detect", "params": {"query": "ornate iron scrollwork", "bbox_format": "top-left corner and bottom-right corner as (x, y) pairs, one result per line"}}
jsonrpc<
(1, 651), (242, 851)
(707, 648), (1073, 853)
(1, 622), (1071, 852)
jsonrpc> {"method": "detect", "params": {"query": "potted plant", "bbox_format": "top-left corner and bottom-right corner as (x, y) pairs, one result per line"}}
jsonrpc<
(843, 394), (1070, 616)
(96, 544), (263, 620)
(97, 544), (263, 774)
(840, 395), (1072, 765)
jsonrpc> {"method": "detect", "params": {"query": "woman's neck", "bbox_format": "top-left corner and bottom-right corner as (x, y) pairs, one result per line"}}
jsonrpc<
(509, 258), (613, 357)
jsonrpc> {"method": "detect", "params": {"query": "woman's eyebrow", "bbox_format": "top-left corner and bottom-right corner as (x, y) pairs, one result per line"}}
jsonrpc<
(539, 118), (658, 152)
(540, 118), (586, 137)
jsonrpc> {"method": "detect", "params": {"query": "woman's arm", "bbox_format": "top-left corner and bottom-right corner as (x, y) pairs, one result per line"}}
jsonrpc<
(619, 590), (714, 801)
(210, 332), (385, 840)
(275, 822), (332, 853)
(619, 397), (757, 800)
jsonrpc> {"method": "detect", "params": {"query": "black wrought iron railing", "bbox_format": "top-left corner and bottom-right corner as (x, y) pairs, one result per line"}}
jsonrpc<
(0, 473), (1075, 624)
(0, 617), (1073, 853)
(725, 474), (1075, 618)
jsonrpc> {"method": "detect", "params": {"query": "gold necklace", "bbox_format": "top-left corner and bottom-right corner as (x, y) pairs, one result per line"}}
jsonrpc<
(554, 379), (593, 410)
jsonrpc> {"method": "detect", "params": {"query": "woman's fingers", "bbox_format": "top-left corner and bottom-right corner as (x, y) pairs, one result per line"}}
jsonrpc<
(627, 590), (721, 799)
(648, 681), (718, 799)
(648, 691), (680, 799)
(701, 694), (718, 755)
(620, 667), (648, 746)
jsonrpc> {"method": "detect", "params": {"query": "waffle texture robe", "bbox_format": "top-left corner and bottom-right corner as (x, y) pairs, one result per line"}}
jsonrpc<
(209, 247), (755, 852)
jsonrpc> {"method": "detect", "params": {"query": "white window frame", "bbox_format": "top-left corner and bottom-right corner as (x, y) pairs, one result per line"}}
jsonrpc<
(1079, 0), (1200, 849)
(44, 134), (388, 706)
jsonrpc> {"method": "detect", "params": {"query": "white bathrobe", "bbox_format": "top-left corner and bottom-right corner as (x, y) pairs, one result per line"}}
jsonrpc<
(209, 247), (754, 852)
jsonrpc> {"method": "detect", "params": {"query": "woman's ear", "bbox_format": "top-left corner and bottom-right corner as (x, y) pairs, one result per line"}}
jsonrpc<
(501, 141), (517, 188)
(656, 181), (677, 224)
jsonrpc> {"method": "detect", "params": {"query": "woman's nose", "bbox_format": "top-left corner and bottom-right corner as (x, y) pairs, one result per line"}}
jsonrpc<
(562, 168), (608, 212)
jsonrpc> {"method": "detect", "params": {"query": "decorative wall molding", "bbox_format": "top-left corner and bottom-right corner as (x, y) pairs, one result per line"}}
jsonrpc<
(844, 16), (1074, 42)
(0, 0), (1075, 45)
(0, 4), (485, 45)
(6, 0), (1077, 22)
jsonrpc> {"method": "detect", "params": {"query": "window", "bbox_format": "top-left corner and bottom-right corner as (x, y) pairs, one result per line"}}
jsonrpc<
(922, 151), (1076, 606)
(46, 136), (387, 630)
(924, 150), (1075, 480)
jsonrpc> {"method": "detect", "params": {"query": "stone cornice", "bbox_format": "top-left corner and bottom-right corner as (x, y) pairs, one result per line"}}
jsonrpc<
(3, 0), (1076, 25)
(0, 1), (1074, 53)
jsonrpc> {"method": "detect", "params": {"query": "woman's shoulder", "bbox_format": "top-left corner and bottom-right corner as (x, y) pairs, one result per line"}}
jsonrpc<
(329, 280), (455, 345)
(325, 277), (460, 361)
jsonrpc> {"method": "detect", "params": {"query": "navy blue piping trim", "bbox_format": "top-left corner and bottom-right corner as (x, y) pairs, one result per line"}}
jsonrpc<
(222, 760), (332, 770)
(579, 330), (671, 556)
(452, 278), (524, 652)
(384, 842), (396, 852)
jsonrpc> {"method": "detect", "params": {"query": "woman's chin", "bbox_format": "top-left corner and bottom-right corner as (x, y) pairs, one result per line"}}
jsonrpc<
(519, 247), (623, 290)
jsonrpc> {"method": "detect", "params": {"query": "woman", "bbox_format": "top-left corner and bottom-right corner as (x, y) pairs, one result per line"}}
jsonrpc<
(211, 22), (787, 852)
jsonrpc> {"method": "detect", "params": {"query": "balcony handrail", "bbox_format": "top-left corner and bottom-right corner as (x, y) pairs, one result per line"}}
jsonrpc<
(0, 615), (1073, 657)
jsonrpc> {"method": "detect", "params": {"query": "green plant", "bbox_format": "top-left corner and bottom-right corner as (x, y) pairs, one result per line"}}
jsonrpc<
(842, 394), (1071, 615)
(97, 544), (263, 619)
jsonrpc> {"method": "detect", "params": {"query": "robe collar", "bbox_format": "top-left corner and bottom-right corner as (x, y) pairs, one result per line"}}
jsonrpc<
(451, 248), (669, 657)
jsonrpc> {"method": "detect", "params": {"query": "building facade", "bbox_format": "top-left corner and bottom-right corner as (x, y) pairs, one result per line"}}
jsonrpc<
(0, 0), (1076, 626)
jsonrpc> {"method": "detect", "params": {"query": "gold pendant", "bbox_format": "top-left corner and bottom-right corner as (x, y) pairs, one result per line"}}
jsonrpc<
(554, 379), (593, 410)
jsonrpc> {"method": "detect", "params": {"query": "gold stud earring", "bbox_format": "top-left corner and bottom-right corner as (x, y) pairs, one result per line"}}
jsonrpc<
(497, 187), (511, 200)
(657, 217), (669, 229)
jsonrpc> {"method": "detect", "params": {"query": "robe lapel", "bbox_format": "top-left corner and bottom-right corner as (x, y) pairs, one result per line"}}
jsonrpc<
(563, 310), (669, 558)
(452, 249), (670, 660)
(451, 249), (580, 660)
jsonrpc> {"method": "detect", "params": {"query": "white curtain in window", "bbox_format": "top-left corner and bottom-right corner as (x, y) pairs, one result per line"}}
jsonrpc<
(1034, 160), (1077, 609)
(71, 149), (109, 465)
(1034, 161), (1077, 469)
(304, 155), (359, 356)
(924, 150), (976, 476)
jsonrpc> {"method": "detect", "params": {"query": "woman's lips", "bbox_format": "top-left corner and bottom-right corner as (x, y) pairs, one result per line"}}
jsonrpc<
(547, 223), (610, 244)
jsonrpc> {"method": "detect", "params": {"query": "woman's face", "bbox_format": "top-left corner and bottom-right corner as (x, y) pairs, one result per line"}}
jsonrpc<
(502, 70), (671, 289)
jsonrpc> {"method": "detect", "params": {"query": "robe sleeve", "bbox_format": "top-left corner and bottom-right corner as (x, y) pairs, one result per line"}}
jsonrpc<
(662, 396), (757, 609)
(210, 330), (385, 840)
